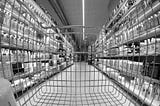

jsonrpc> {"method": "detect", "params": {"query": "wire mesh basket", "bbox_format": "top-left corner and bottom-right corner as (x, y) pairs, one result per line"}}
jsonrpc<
(0, 0), (160, 106)
(14, 62), (138, 106)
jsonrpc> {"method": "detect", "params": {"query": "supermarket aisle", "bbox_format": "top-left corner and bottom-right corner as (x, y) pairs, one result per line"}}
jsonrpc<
(18, 62), (135, 106)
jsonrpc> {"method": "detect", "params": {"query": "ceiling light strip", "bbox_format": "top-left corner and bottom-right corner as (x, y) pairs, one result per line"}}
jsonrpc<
(82, 0), (85, 40)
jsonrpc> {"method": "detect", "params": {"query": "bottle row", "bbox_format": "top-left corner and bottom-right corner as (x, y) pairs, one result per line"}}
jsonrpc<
(103, 65), (160, 105)
(4, 0), (51, 27)
(104, 38), (160, 56)
(10, 62), (67, 95)
(2, 2), (64, 44)
(108, 0), (142, 28)
(0, 55), (69, 80)
(98, 59), (160, 80)
(0, 61), (49, 79)
(97, 59), (160, 104)
(118, 11), (160, 42)
(2, 1), (44, 34)
(98, 0), (159, 50)
(108, 0), (158, 29)
(3, 11), (37, 38)
(0, 48), (56, 63)
(10, 61), (70, 96)
(107, 11), (160, 50)
(1, 30), (59, 52)
(115, 0), (159, 32)
(1, 0), (73, 51)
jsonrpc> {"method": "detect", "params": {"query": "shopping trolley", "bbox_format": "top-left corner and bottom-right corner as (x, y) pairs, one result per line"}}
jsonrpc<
(0, 0), (160, 106)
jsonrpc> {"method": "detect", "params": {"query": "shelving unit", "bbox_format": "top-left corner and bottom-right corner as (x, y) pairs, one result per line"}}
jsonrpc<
(0, 0), (74, 100)
(95, 64), (160, 106)
(91, 0), (160, 106)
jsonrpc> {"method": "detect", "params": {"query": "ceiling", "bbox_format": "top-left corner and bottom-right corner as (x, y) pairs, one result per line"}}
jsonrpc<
(36, 0), (119, 50)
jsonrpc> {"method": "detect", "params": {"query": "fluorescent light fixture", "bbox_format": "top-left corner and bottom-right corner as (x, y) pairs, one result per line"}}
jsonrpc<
(82, 0), (85, 40)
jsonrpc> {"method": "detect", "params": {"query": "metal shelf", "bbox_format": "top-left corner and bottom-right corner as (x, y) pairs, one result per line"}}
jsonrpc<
(97, 63), (160, 84)
(105, 0), (128, 28)
(112, 0), (142, 30)
(94, 64), (160, 106)
(96, 53), (160, 59)
(13, 63), (73, 100)
(97, 25), (160, 52)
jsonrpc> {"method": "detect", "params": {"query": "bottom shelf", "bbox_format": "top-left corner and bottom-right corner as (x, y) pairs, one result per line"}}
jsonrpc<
(94, 64), (160, 106)
(13, 63), (74, 100)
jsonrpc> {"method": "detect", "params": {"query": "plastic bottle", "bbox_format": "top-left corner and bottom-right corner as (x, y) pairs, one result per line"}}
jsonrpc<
(3, 10), (11, 27)
(150, 16), (155, 28)
(148, 84), (153, 99)
(3, 32), (9, 45)
(11, 18), (18, 31)
(154, 14), (159, 27)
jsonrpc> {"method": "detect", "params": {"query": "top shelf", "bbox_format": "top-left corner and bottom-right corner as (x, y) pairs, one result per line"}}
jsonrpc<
(105, 0), (128, 28)
(99, 0), (142, 46)
(112, 0), (141, 30)
(97, 0), (160, 48)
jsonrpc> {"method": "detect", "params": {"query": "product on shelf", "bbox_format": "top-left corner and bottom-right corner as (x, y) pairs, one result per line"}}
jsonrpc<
(11, 78), (25, 93)
(93, 1), (160, 106)
(0, 0), (74, 100)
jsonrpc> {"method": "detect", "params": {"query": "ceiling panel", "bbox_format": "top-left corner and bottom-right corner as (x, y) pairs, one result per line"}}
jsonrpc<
(37, 0), (111, 47)
(85, 0), (110, 45)
(58, 0), (83, 46)
(59, 0), (110, 46)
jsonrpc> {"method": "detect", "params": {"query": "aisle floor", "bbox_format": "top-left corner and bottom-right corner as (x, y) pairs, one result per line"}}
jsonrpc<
(17, 62), (135, 106)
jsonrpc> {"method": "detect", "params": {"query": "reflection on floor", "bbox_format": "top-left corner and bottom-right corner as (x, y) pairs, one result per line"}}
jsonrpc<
(17, 62), (135, 106)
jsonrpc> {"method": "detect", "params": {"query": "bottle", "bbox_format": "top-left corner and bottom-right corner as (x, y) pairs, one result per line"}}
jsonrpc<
(11, 18), (18, 31)
(157, 11), (160, 25)
(17, 36), (21, 47)
(1, 48), (6, 63)
(148, 84), (153, 99)
(149, 38), (155, 55)
(150, 16), (155, 28)
(153, 14), (159, 27)
(24, 38), (28, 49)
(137, 78), (143, 90)
(147, 18), (151, 30)
(18, 22), (22, 34)
(9, 34), (14, 45)
(6, 49), (10, 62)
(24, 26), (29, 35)
(20, 22), (24, 34)
(141, 81), (149, 96)
(144, 40), (148, 55)
(12, 50), (16, 62)
(156, 38), (160, 54)
(154, 84), (160, 101)
(26, 14), (30, 21)
(3, 32), (9, 45)
(17, 50), (21, 62)
(3, 10), (11, 27)
(10, 50), (14, 62)
(25, 51), (29, 62)
(29, 39), (33, 50)
(143, 19), (148, 31)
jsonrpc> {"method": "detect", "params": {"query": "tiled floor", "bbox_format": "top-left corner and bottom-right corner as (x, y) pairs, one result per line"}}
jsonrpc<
(17, 62), (135, 106)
